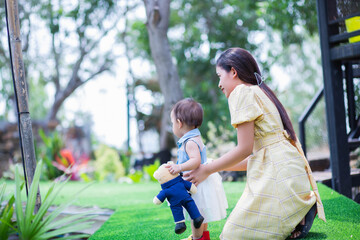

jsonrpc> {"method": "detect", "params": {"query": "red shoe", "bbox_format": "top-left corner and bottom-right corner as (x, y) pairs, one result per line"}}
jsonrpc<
(203, 231), (210, 240)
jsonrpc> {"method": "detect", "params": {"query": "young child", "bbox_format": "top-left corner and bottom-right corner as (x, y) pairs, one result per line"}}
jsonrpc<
(184, 48), (326, 239)
(167, 98), (228, 240)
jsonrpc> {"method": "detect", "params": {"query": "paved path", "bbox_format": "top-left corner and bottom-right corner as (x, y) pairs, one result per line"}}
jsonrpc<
(49, 205), (114, 236)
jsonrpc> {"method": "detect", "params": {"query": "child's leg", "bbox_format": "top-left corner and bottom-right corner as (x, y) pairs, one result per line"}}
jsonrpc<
(202, 223), (210, 240)
(203, 223), (208, 231)
(191, 222), (207, 239)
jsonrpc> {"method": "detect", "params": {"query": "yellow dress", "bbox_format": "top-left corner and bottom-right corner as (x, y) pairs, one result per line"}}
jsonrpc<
(220, 84), (325, 240)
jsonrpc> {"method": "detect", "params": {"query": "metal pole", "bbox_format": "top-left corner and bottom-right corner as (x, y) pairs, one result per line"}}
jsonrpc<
(127, 83), (130, 150)
(298, 87), (324, 157)
(5, 0), (41, 211)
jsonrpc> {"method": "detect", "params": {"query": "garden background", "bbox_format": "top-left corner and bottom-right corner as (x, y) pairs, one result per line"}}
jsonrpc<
(0, 0), (359, 239)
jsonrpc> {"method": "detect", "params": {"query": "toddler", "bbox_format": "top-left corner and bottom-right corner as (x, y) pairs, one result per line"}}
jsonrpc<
(167, 98), (228, 240)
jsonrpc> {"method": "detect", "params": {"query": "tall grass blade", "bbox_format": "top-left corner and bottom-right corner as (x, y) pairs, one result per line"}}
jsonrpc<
(14, 165), (25, 237)
(12, 161), (95, 239)
(24, 160), (43, 230)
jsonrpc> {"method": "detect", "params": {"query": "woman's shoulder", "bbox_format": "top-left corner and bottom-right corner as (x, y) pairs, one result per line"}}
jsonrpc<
(229, 84), (256, 99)
(228, 84), (259, 107)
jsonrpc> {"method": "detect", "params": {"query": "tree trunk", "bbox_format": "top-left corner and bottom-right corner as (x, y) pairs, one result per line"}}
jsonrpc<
(5, 0), (41, 212)
(144, 0), (183, 150)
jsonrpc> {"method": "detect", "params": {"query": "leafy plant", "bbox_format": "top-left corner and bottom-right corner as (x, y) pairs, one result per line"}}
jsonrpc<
(0, 182), (16, 239)
(53, 149), (90, 181)
(12, 160), (94, 239)
(38, 129), (63, 180)
(120, 150), (132, 175)
(143, 160), (160, 182)
(128, 171), (143, 183)
(94, 144), (125, 182)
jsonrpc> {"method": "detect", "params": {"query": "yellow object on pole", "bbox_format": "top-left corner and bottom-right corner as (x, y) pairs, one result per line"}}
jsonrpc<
(345, 16), (360, 43)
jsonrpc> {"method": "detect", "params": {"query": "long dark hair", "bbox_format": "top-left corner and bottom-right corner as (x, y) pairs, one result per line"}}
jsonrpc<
(216, 47), (296, 142)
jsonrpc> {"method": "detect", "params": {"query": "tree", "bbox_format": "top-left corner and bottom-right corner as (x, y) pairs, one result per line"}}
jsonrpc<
(40, 0), (125, 125)
(0, 0), (132, 128)
(143, 0), (183, 150)
(130, 0), (324, 150)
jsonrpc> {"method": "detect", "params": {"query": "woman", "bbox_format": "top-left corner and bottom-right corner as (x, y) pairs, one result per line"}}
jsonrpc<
(184, 47), (325, 239)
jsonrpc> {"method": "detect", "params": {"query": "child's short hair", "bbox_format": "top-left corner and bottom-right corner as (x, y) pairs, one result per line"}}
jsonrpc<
(172, 98), (203, 128)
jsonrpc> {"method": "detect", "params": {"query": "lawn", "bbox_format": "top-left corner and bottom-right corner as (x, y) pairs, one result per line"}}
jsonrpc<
(3, 181), (360, 239)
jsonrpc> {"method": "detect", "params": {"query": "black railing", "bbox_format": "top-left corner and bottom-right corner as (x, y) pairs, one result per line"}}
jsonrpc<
(298, 87), (324, 157)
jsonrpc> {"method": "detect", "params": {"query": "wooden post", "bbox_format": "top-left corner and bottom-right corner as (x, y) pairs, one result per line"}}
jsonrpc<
(5, 0), (41, 211)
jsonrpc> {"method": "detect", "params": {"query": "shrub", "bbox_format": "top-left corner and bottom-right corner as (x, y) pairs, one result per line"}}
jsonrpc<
(128, 170), (143, 183)
(93, 144), (125, 182)
(37, 129), (63, 180)
(143, 160), (160, 182)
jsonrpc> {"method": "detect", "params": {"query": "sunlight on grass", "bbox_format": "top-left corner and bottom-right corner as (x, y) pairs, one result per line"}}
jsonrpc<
(4, 181), (360, 239)
(89, 181), (245, 240)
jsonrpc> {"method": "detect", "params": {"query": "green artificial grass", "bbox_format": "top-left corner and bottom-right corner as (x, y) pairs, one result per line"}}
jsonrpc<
(3, 180), (360, 239)
(308, 184), (360, 240)
(89, 182), (360, 240)
(88, 181), (245, 240)
(3, 181), (158, 210)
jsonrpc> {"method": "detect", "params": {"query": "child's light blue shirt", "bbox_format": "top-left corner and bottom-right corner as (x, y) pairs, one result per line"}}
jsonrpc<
(176, 128), (207, 165)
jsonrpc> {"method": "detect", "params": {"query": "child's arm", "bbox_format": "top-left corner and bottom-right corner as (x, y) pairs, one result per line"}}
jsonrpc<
(168, 140), (201, 174)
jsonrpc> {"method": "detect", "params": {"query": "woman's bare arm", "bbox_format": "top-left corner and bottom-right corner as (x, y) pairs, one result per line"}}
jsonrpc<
(184, 121), (254, 185)
(223, 156), (249, 171)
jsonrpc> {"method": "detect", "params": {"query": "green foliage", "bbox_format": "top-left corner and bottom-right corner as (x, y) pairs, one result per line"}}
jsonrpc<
(260, 0), (318, 45)
(170, 0), (260, 138)
(127, 20), (152, 59)
(37, 129), (63, 180)
(94, 144), (125, 182)
(125, 0), (325, 149)
(0, 182), (16, 239)
(128, 171), (143, 183)
(143, 160), (160, 182)
(275, 37), (327, 151)
(206, 121), (236, 159)
(120, 150), (132, 175)
(0, 160), (94, 239)
(28, 74), (49, 120)
(0, 0), (123, 123)
(1, 162), (23, 180)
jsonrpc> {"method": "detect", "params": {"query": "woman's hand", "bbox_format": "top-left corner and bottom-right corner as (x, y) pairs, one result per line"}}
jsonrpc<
(183, 164), (210, 186)
(165, 164), (181, 175)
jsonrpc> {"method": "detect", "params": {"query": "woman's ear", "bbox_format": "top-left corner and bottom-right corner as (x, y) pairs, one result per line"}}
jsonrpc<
(231, 67), (238, 78)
